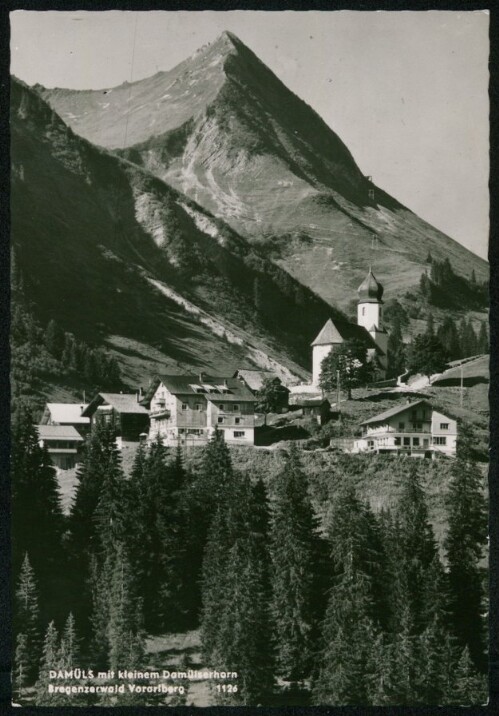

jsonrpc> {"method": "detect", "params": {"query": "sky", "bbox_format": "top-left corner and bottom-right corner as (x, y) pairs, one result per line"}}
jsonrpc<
(10, 10), (490, 260)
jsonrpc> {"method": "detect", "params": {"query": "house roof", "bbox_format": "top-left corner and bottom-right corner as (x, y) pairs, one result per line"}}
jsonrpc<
(36, 424), (84, 441)
(44, 403), (89, 424)
(360, 399), (433, 426)
(82, 393), (149, 417)
(311, 318), (381, 352)
(290, 396), (330, 408)
(143, 375), (256, 405)
(234, 369), (283, 392)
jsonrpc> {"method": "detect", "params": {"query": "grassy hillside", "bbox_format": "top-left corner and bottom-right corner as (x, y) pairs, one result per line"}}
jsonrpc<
(12, 77), (360, 399)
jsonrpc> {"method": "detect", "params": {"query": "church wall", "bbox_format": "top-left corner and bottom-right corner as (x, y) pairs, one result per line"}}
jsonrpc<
(313, 344), (333, 386)
(358, 301), (383, 330)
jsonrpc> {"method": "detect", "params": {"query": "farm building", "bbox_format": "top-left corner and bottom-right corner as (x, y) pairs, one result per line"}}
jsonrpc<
(82, 392), (149, 443)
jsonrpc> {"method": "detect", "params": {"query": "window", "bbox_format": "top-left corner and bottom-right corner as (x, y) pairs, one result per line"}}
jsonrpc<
(234, 431), (245, 438)
(219, 404), (225, 411)
(413, 422), (422, 431)
(194, 403), (203, 411)
(233, 404), (240, 412)
(187, 429), (203, 436)
(398, 422), (405, 430)
(394, 437), (401, 446)
(181, 403), (188, 411)
(403, 437), (410, 446)
(218, 417), (224, 424)
(235, 417), (241, 425)
(440, 423), (449, 430)
(434, 436), (447, 445)
(411, 411), (418, 422)
(413, 437), (420, 446)
(362, 307), (366, 316)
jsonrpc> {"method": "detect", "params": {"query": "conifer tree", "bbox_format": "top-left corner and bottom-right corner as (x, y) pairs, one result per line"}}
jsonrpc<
(477, 322), (489, 354)
(452, 647), (487, 705)
(313, 564), (379, 705)
(60, 612), (80, 668)
(70, 419), (122, 556)
(445, 448), (487, 669)
(269, 446), (317, 680)
(392, 464), (437, 633)
(11, 410), (65, 614)
(44, 319), (65, 360)
(325, 484), (389, 628)
(14, 554), (41, 682)
(437, 316), (461, 360)
(202, 475), (274, 705)
(407, 333), (447, 381)
(387, 319), (406, 378)
(34, 621), (65, 706)
(107, 545), (145, 672)
(13, 633), (30, 702)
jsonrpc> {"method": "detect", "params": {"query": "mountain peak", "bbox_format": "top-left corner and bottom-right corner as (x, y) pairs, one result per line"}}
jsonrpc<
(212, 30), (245, 54)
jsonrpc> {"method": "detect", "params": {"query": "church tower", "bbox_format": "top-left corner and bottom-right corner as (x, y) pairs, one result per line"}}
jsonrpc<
(357, 268), (388, 372)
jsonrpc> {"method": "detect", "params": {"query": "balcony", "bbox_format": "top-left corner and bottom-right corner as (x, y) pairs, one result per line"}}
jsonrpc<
(362, 426), (431, 437)
(150, 407), (171, 419)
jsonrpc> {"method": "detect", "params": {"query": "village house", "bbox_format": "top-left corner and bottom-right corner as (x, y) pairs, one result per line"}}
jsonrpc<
(36, 424), (84, 470)
(289, 396), (331, 425)
(143, 373), (256, 446)
(40, 402), (90, 436)
(81, 392), (150, 445)
(352, 399), (457, 458)
(311, 268), (388, 387)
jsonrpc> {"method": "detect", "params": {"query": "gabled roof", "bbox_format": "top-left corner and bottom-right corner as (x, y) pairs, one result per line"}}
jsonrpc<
(143, 375), (255, 406)
(43, 403), (89, 424)
(36, 424), (84, 441)
(290, 396), (330, 408)
(234, 369), (282, 392)
(82, 393), (149, 417)
(311, 318), (380, 351)
(360, 399), (433, 426)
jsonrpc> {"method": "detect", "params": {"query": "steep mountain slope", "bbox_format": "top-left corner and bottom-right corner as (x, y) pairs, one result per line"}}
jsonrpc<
(11, 78), (349, 391)
(37, 31), (488, 312)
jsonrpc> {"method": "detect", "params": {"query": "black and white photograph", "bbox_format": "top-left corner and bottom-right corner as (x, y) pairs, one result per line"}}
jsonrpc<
(9, 8), (490, 707)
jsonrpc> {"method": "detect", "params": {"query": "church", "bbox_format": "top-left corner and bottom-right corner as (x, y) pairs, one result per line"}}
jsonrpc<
(311, 268), (388, 387)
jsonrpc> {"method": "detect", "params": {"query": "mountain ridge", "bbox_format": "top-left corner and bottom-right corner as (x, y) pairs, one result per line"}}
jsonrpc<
(12, 77), (356, 398)
(35, 31), (488, 314)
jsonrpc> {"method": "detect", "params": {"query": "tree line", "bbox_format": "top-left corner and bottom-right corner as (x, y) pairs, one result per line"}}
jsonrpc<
(11, 256), (122, 418)
(12, 412), (488, 706)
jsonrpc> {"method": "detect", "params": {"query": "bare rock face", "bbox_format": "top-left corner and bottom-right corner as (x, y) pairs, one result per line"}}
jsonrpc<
(12, 77), (347, 385)
(37, 32), (487, 311)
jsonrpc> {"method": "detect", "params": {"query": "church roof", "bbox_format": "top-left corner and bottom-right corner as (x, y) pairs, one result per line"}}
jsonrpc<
(311, 318), (380, 351)
(358, 269), (384, 302)
(311, 319), (343, 346)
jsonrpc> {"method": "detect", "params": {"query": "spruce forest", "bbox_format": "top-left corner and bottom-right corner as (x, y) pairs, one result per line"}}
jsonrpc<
(12, 411), (488, 706)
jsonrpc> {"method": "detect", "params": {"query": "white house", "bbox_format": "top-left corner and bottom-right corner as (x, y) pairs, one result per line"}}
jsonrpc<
(143, 374), (256, 446)
(40, 402), (90, 436)
(311, 268), (388, 387)
(353, 399), (457, 458)
(36, 424), (84, 469)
